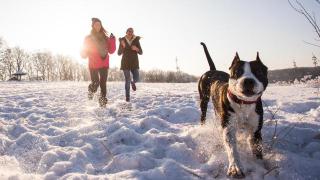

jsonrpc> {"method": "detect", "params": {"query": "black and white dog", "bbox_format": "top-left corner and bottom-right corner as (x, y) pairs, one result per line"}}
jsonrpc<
(198, 42), (268, 178)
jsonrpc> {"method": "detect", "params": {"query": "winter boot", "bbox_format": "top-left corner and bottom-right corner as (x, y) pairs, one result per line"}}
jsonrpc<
(99, 97), (108, 107)
(131, 81), (136, 91)
(88, 91), (94, 100)
(126, 96), (130, 102)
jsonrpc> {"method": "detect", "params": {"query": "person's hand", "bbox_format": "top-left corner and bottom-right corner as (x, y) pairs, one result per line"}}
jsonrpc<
(131, 45), (139, 52)
(121, 40), (126, 48)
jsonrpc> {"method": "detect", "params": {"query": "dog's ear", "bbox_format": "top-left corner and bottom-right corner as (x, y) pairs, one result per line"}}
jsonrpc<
(256, 52), (261, 62)
(229, 52), (240, 70)
(255, 51), (268, 70)
(235, 52), (240, 60)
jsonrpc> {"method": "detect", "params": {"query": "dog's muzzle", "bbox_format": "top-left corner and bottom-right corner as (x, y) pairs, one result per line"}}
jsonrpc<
(241, 78), (256, 96)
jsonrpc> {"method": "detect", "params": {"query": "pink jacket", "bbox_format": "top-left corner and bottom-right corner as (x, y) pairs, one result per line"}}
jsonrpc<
(81, 35), (116, 69)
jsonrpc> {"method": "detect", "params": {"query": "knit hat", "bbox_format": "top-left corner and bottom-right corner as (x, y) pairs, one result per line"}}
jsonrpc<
(91, 17), (101, 26)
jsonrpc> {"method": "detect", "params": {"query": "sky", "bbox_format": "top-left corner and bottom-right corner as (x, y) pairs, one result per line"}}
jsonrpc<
(0, 0), (319, 76)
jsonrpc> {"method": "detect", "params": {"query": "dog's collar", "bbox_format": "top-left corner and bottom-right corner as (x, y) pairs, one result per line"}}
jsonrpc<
(227, 90), (260, 105)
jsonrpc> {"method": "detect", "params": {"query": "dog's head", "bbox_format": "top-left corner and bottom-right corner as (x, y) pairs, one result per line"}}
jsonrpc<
(228, 52), (268, 101)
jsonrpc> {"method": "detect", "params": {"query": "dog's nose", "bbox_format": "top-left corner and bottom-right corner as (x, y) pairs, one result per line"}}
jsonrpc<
(243, 78), (255, 90)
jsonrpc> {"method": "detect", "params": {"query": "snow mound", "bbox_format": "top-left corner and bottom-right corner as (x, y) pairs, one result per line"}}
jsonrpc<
(168, 106), (200, 123)
(0, 82), (320, 179)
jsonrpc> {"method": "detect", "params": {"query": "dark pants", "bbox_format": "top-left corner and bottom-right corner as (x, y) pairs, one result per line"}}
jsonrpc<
(88, 67), (109, 98)
(123, 69), (139, 98)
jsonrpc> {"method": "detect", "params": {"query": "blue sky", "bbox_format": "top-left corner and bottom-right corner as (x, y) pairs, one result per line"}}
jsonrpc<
(0, 0), (319, 75)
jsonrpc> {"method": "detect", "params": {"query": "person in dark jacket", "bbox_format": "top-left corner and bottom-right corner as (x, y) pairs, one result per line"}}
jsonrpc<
(81, 18), (116, 107)
(117, 27), (143, 102)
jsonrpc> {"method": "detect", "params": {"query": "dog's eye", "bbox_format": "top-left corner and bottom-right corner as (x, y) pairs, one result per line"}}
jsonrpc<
(254, 70), (263, 77)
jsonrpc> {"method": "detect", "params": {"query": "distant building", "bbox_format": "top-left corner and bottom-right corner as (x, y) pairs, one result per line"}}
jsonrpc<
(9, 70), (27, 81)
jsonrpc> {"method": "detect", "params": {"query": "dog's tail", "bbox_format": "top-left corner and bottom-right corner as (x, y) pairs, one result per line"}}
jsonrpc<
(200, 42), (216, 71)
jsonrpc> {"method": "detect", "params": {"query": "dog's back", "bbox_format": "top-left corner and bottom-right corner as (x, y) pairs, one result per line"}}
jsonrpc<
(198, 71), (228, 99)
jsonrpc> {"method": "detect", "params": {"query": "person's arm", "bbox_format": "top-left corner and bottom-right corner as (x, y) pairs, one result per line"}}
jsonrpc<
(135, 38), (143, 55)
(117, 38), (124, 56)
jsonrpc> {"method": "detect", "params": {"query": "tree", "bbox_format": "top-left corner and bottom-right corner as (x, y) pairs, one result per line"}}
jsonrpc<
(0, 37), (7, 80)
(3, 49), (15, 78)
(79, 64), (89, 81)
(31, 53), (41, 80)
(34, 52), (46, 80)
(55, 55), (74, 81)
(11, 47), (27, 73)
(24, 53), (34, 80)
(288, 0), (320, 47)
(312, 54), (318, 67)
(44, 52), (53, 81)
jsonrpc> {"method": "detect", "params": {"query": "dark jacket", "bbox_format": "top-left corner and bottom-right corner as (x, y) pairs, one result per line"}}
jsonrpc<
(117, 36), (143, 70)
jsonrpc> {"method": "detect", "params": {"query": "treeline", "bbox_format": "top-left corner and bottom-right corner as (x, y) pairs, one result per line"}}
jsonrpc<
(0, 37), (89, 81)
(108, 68), (198, 83)
(268, 66), (320, 83)
(0, 37), (198, 83)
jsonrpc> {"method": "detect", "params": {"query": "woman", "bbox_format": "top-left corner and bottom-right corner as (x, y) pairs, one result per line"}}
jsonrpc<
(117, 27), (143, 102)
(81, 17), (116, 107)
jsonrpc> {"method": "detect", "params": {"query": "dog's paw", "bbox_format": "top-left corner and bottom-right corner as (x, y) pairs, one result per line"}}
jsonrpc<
(255, 152), (263, 159)
(227, 164), (245, 179)
(253, 145), (263, 159)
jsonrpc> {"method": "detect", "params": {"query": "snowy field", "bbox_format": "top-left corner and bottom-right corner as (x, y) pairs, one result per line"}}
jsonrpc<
(0, 81), (319, 180)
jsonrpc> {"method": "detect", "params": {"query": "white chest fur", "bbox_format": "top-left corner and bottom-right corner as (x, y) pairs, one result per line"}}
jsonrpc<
(228, 100), (260, 132)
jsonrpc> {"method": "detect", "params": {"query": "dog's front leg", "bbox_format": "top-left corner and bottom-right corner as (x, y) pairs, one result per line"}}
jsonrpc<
(248, 104), (264, 159)
(249, 130), (263, 159)
(223, 125), (245, 178)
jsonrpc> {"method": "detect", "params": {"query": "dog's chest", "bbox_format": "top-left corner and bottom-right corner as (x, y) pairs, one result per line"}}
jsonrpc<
(229, 103), (260, 130)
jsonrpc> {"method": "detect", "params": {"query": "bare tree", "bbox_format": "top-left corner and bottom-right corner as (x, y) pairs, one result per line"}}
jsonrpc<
(43, 52), (53, 81)
(81, 65), (90, 81)
(3, 49), (15, 78)
(23, 54), (34, 80)
(0, 63), (4, 80)
(55, 55), (74, 80)
(55, 55), (65, 80)
(289, 0), (320, 47)
(33, 52), (50, 80)
(31, 53), (40, 80)
(51, 56), (60, 81)
(11, 47), (28, 73)
(0, 37), (7, 80)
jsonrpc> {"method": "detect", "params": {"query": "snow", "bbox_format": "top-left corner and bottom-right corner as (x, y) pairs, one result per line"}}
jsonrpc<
(0, 81), (320, 179)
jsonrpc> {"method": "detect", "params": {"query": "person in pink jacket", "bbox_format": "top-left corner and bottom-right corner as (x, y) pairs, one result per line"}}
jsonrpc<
(81, 17), (116, 107)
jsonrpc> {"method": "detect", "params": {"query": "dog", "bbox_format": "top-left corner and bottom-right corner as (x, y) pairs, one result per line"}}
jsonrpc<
(198, 42), (268, 178)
